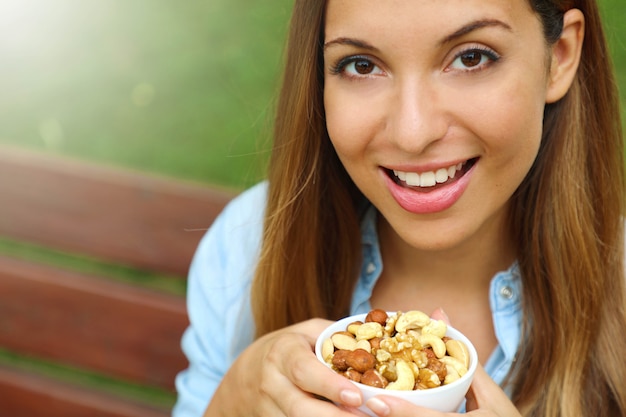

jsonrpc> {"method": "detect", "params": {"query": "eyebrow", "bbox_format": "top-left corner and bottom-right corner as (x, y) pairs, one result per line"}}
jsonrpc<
(439, 19), (513, 45)
(323, 37), (379, 52)
(323, 19), (512, 51)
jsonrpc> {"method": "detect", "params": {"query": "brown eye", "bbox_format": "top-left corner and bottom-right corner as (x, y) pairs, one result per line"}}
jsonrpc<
(354, 59), (375, 74)
(448, 47), (500, 72)
(460, 51), (482, 67)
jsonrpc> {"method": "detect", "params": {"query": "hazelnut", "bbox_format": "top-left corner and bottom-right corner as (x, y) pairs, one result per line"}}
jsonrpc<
(365, 309), (388, 326)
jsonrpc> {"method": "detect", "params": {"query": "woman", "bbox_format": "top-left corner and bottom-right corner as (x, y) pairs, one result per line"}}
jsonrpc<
(174, 0), (626, 415)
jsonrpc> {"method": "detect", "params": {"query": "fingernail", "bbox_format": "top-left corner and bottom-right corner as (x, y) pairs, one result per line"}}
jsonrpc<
(340, 389), (362, 407)
(366, 398), (390, 416)
(440, 308), (450, 323)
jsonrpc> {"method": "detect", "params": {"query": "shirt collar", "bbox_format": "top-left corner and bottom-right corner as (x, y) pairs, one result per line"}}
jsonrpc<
(353, 206), (523, 364)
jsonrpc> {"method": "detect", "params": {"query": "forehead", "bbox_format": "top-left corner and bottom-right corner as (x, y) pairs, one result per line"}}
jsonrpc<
(324, 0), (538, 42)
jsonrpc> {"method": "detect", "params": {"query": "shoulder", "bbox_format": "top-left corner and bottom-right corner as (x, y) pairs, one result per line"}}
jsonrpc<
(194, 181), (268, 264)
(190, 181), (268, 285)
(184, 181), (268, 357)
(211, 181), (268, 233)
(174, 183), (268, 416)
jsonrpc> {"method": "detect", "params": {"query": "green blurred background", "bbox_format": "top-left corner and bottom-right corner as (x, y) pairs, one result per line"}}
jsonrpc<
(1, 0), (623, 192)
(0, 0), (292, 191)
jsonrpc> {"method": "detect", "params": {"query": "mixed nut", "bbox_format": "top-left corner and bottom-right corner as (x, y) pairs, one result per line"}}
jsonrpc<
(320, 309), (471, 391)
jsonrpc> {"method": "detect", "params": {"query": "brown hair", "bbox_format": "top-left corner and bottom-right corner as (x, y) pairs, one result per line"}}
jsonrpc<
(251, 0), (362, 330)
(509, 0), (626, 415)
(251, 0), (626, 415)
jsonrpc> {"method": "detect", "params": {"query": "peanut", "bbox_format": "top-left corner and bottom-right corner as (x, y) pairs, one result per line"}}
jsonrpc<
(332, 349), (352, 371)
(361, 369), (388, 388)
(345, 349), (376, 373)
(344, 368), (362, 382)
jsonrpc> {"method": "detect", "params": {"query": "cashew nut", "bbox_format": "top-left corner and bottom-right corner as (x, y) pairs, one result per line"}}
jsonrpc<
(443, 365), (461, 385)
(445, 339), (470, 368)
(422, 319), (447, 339)
(440, 356), (468, 377)
(395, 310), (430, 333)
(356, 321), (384, 341)
(418, 333), (447, 358)
(386, 360), (415, 391)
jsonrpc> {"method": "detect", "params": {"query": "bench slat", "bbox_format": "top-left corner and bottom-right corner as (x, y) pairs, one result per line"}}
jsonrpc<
(0, 255), (188, 389)
(0, 365), (170, 417)
(0, 146), (235, 277)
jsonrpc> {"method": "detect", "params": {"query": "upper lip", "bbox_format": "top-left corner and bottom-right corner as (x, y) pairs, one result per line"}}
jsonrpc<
(384, 158), (471, 174)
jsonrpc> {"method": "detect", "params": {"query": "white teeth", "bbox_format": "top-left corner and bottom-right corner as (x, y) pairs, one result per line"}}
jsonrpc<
(435, 168), (448, 183)
(393, 162), (464, 188)
(405, 172), (420, 186)
(420, 171), (436, 187)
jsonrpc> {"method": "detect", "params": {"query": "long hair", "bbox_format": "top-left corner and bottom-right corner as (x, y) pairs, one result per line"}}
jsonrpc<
(250, 0), (626, 415)
(509, 0), (626, 415)
(251, 0), (362, 334)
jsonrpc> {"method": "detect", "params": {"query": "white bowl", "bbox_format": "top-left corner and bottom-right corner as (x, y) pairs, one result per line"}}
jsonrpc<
(315, 312), (478, 415)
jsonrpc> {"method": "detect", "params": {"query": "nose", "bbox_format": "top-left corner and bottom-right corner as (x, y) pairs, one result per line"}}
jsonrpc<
(386, 78), (449, 153)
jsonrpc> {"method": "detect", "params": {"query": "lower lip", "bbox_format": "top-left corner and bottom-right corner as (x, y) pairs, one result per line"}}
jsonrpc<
(383, 164), (475, 214)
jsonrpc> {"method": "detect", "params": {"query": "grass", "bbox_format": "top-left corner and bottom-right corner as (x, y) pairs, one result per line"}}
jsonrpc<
(0, 237), (187, 296)
(0, 347), (176, 410)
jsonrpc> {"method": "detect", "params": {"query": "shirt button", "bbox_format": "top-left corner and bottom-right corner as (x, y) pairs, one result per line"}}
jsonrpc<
(500, 286), (514, 300)
(366, 262), (376, 275)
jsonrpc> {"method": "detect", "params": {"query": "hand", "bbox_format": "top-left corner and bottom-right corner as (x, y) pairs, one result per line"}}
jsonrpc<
(203, 318), (365, 417)
(364, 364), (521, 417)
(363, 308), (521, 417)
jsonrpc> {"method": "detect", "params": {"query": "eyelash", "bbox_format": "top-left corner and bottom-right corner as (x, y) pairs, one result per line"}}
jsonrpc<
(328, 55), (380, 77)
(328, 46), (501, 78)
(448, 47), (501, 72)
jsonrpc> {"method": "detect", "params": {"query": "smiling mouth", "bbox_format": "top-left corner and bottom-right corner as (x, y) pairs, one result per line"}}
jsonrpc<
(387, 158), (478, 190)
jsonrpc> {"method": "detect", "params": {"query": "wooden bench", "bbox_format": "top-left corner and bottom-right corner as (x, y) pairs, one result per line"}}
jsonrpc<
(0, 146), (237, 417)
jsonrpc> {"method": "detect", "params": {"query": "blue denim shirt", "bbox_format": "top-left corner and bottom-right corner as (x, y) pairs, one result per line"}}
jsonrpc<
(173, 182), (522, 416)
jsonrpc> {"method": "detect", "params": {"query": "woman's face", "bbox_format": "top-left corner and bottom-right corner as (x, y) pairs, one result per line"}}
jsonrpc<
(323, 0), (552, 251)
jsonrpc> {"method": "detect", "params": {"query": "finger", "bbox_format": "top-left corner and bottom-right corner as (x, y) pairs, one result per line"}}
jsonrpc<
(278, 334), (363, 408)
(270, 366), (367, 417)
(338, 405), (374, 417)
(365, 396), (450, 417)
(464, 364), (520, 416)
(430, 308), (450, 324)
(262, 320), (364, 409)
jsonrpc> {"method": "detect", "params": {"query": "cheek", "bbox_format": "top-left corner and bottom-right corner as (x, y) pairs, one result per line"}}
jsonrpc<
(475, 80), (546, 160)
(324, 92), (377, 160)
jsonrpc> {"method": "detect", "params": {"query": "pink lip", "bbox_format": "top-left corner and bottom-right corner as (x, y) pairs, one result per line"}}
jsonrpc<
(382, 163), (475, 214)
